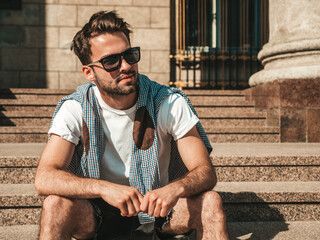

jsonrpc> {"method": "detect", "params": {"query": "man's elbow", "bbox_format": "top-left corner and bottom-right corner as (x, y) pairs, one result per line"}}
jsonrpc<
(34, 170), (48, 196)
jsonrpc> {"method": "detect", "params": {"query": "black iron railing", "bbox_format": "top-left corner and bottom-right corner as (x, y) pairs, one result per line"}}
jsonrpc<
(170, 0), (269, 89)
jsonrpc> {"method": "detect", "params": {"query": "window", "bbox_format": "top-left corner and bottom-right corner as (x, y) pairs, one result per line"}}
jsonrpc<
(0, 0), (22, 10)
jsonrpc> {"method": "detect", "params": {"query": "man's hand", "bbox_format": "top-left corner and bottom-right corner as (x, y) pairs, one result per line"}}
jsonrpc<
(100, 183), (144, 217)
(140, 184), (183, 217)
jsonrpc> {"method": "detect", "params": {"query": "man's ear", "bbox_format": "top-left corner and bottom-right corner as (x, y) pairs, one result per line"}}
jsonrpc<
(82, 66), (95, 82)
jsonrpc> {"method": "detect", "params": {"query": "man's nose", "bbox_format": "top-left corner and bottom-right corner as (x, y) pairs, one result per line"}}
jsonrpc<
(119, 56), (131, 72)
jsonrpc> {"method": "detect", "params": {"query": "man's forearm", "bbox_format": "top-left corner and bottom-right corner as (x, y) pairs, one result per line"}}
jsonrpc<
(35, 167), (144, 216)
(169, 164), (217, 198)
(35, 167), (103, 199)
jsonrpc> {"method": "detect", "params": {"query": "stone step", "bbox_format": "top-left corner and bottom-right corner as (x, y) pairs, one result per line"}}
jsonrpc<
(3, 155), (320, 184)
(202, 119), (266, 127)
(0, 88), (74, 95)
(212, 143), (320, 181)
(196, 108), (266, 118)
(195, 106), (261, 115)
(206, 126), (279, 133)
(0, 90), (248, 105)
(188, 95), (254, 106)
(4, 143), (319, 183)
(215, 181), (320, 222)
(0, 105), (56, 112)
(0, 99), (60, 106)
(2, 221), (320, 240)
(1, 182), (319, 226)
(0, 116), (51, 127)
(207, 126), (280, 143)
(0, 115), (266, 128)
(0, 127), (48, 143)
(0, 98), (255, 109)
(183, 89), (245, 96)
(0, 108), (267, 127)
(1, 89), (242, 96)
(0, 111), (53, 118)
(227, 221), (320, 240)
(1, 96), (252, 107)
(1, 108), (264, 119)
(0, 126), (280, 143)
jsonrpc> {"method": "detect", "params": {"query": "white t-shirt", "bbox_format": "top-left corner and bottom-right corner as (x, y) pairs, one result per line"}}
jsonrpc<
(49, 86), (199, 187)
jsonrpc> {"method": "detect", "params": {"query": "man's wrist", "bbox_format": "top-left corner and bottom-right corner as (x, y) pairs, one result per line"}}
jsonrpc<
(92, 179), (106, 198)
(167, 181), (186, 198)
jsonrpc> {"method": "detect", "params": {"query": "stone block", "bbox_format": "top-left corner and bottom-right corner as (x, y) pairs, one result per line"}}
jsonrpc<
(22, 27), (59, 48)
(151, 50), (170, 73)
(44, 5), (77, 27)
(266, 108), (280, 127)
(151, 7), (170, 28)
(98, 0), (132, 5)
(46, 27), (60, 48)
(279, 79), (320, 108)
(0, 71), (20, 88)
(307, 109), (320, 142)
(248, 81), (280, 109)
(0, 26), (23, 47)
(46, 72), (59, 89)
(59, 71), (87, 89)
(138, 50), (150, 73)
(280, 109), (306, 142)
(41, 49), (77, 71)
(2, 48), (39, 71)
(132, 29), (169, 50)
(133, 0), (169, 7)
(76, 59), (84, 71)
(20, 72), (47, 88)
(59, 27), (80, 49)
(22, 27), (44, 48)
(59, 0), (97, 4)
(145, 72), (169, 86)
(77, 6), (114, 27)
(115, 7), (150, 28)
(0, 4), (40, 25)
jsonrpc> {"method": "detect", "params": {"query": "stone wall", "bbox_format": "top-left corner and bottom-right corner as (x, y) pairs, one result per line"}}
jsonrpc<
(0, 0), (170, 89)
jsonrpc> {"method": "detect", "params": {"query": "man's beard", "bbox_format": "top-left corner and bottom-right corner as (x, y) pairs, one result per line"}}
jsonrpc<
(94, 70), (138, 96)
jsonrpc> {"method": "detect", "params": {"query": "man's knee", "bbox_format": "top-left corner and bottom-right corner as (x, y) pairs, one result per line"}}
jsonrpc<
(41, 195), (75, 222)
(201, 191), (226, 222)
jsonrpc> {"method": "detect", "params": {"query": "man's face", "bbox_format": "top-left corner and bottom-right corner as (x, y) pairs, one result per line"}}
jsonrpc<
(88, 32), (139, 96)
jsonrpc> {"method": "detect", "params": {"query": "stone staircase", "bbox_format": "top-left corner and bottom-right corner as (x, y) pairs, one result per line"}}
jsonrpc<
(1, 88), (320, 239)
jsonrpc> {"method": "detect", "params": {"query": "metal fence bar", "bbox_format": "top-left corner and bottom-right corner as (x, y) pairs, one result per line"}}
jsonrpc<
(170, 0), (268, 89)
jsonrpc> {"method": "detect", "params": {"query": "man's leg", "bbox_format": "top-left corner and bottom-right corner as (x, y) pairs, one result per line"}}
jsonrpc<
(161, 191), (229, 240)
(39, 195), (96, 240)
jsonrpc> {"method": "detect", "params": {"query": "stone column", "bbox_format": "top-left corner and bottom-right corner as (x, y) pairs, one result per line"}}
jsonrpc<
(249, 0), (320, 86)
(245, 0), (320, 142)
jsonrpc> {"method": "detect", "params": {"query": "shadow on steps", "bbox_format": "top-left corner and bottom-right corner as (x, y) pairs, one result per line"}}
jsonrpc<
(221, 192), (289, 240)
(0, 89), (15, 126)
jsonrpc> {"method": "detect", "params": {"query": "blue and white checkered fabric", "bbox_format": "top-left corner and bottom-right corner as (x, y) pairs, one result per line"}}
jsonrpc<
(50, 74), (212, 224)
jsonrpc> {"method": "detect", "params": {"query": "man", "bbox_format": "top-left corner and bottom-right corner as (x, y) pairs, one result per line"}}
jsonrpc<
(35, 11), (229, 240)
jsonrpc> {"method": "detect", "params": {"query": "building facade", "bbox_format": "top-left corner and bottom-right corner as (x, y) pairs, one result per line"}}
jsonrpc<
(0, 0), (170, 88)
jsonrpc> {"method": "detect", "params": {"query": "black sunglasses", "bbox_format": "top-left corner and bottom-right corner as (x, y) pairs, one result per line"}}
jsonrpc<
(87, 47), (140, 72)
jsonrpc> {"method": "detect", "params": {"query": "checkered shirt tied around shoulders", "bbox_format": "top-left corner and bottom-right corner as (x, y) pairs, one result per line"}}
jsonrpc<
(50, 74), (212, 224)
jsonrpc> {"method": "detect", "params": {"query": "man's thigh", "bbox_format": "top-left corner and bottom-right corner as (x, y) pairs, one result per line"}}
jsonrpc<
(41, 195), (96, 239)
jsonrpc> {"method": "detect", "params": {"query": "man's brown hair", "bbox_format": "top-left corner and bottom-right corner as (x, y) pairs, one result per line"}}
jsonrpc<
(71, 11), (132, 65)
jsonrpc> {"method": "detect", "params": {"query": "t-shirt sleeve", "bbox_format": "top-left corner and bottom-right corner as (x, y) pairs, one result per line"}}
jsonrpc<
(48, 100), (82, 145)
(158, 94), (199, 141)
